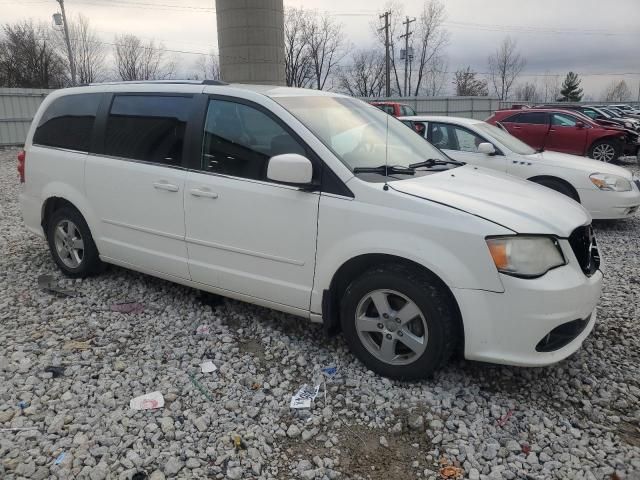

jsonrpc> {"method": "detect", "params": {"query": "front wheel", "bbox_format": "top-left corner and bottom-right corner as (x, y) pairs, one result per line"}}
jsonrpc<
(588, 140), (620, 163)
(340, 265), (458, 380)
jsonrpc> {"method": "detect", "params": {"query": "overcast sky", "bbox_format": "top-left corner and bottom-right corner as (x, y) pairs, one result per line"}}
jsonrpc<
(4, 0), (640, 98)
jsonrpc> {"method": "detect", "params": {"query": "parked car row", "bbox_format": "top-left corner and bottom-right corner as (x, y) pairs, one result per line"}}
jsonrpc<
(400, 115), (640, 219)
(486, 107), (640, 163)
(19, 81), (609, 379)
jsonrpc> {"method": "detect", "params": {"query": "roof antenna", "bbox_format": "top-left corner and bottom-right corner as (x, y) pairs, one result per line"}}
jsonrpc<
(383, 112), (390, 191)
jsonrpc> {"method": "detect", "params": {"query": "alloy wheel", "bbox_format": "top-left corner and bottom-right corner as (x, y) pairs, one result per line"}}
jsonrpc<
(355, 289), (428, 365)
(53, 219), (85, 269)
(592, 143), (616, 162)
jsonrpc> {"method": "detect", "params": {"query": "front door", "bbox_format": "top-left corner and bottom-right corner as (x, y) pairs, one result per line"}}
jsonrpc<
(544, 113), (589, 155)
(427, 122), (507, 172)
(85, 94), (193, 278)
(184, 97), (320, 310)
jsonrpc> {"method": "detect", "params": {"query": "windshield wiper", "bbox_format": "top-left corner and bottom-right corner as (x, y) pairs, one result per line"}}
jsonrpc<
(352, 165), (415, 175)
(408, 158), (464, 169)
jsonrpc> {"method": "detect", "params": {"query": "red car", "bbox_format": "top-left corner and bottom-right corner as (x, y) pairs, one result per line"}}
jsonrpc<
(370, 101), (416, 117)
(486, 108), (633, 162)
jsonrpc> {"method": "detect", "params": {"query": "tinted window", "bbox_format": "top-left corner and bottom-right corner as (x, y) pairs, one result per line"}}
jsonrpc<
(104, 95), (191, 166)
(552, 113), (578, 127)
(201, 99), (306, 180)
(33, 93), (101, 152)
(505, 112), (547, 125)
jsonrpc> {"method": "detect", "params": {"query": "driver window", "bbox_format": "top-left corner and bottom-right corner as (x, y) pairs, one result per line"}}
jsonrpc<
(450, 126), (486, 153)
(429, 123), (451, 149)
(201, 99), (306, 181)
(552, 113), (578, 127)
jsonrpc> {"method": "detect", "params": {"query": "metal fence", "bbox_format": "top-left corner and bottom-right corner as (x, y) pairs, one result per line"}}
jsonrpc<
(366, 96), (503, 120)
(0, 87), (636, 146)
(0, 88), (52, 146)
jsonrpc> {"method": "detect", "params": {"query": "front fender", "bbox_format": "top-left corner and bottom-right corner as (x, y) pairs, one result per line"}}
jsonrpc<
(311, 194), (510, 313)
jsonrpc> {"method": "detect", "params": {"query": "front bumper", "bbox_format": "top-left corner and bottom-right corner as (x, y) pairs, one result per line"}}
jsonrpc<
(578, 186), (640, 220)
(453, 242), (603, 366)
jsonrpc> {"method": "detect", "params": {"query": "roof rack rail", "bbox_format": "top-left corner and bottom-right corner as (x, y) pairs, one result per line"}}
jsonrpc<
(82, 79), (229, 86)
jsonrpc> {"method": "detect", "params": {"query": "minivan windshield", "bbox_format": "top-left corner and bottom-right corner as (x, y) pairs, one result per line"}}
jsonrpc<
(274, 96), (451, 174)
(474, 122), (536, 155)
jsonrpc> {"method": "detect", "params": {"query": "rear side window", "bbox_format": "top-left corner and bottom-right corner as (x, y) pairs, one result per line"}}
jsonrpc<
(104, 95), (191, 166)
(33, 93), (101, 152)
(504, 112), (548, 125)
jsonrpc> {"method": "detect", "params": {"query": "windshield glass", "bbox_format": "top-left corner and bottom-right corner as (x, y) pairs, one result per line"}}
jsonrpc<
(274, 96), (448, 172)
(474, 122), (536, 155)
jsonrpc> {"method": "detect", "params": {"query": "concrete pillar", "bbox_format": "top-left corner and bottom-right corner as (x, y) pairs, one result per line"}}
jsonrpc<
(215, 0), (286, 85)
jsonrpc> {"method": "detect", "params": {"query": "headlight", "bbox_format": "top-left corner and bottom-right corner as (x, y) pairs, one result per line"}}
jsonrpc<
(590, 173), (632, 192)
(625, 121), (633, 128)
(486, 236), (566, 278)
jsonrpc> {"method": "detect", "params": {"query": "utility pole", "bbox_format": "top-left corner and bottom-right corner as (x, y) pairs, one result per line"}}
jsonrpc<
(56, 0), (76, 86)
(379, 11), (391, 97)
(400, 16), (415, 97)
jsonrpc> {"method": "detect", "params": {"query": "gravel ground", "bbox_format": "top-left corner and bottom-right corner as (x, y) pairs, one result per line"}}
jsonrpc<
(0, 147), (639, 480)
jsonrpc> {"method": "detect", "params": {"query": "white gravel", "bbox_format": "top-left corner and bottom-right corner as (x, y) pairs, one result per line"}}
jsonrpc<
(0, 147), (639, 480)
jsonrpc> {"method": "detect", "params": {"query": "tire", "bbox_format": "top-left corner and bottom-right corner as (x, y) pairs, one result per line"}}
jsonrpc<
(588, 139), (620, 163)
(531, 178), (579, 203)
(340, 264), (458, 380)
(46, 206), (103, 278)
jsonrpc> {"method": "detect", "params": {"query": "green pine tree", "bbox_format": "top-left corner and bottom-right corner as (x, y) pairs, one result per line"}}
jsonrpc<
(558, 72), (583, 102)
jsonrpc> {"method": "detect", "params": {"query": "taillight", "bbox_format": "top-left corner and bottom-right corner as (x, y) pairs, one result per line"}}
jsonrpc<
(17, 150), (25, 183)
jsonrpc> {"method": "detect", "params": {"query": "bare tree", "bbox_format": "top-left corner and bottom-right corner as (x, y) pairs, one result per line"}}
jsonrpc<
(0, 21), (66, 88)
(306, 14), (346, 90)
(193, 51), (220, 80)
(284, 8), (313, 88)
(603, 79), (632, 102)
(113, 34), (175, 81)
(413, 0), (449, 96)
(453, 66), (488, 96)
(420, 55), (448, 96)
(514, 81), (539, 102)
(54, 14), (105, 84)
(488, 36), (526, 100)
(541, 73), (561, 102)
(337, 49), (385, 97)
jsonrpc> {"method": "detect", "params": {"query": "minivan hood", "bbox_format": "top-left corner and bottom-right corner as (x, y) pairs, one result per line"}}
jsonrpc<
(392, 165), (590, 236)
(527, 150), (634, 179)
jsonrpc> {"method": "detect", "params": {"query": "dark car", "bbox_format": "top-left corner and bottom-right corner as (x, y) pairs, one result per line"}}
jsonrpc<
(533, 104), (640, 132)
(486, 108), (639, 162)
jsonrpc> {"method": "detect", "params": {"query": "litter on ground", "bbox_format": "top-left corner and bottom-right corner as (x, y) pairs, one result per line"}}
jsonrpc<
(130, 391), (164, 410)
(200, 360), (217, 373)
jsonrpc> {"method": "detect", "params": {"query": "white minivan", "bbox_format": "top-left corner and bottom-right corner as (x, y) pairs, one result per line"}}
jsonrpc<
(19, 81), (603, 379)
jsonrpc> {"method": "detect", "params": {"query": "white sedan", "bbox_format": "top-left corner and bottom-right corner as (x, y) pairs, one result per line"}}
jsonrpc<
(400, 116), (640, 220)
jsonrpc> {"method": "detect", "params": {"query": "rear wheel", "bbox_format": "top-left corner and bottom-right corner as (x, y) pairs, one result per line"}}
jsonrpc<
(588, 140), (620, 163)
(340, 264), (458, 380)
(46, 207), (103, 278)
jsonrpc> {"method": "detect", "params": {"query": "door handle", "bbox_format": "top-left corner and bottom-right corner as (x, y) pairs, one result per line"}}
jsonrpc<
(153, 181), (179, 192)
(190, 188), (218, 199)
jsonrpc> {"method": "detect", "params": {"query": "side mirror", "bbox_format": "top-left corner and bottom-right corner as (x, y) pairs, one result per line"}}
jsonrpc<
(267, 153), (314, 186)
(477, 142), (496, 155)
(576, 121), (585, 129)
